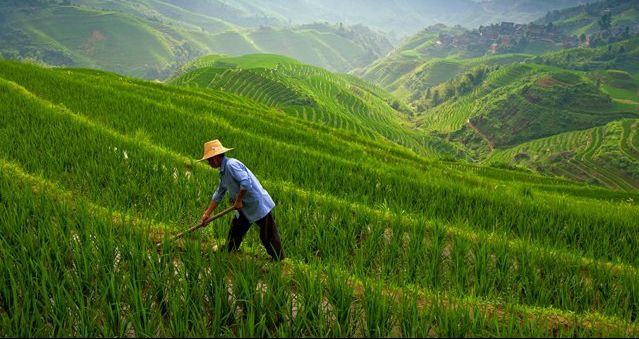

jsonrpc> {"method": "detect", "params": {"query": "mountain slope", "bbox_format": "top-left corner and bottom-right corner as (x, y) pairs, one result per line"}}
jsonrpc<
(490, 119), (639, 190)
(358, 0), (638, 103)
(169, 54), (462, 156)
(0, 4), (177, 78)
(416, 37), (639, 188)
(422, 63), (636, 144)
(0, 1), (392, 78)
(2, 60), (639, 336)
(536, 0), (639, 36)
(223, 0), (593, 37)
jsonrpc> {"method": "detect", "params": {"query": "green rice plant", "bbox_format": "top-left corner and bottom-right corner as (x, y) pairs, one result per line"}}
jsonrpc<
(360, 281), (396, 337)
(3, 60), (639, 337)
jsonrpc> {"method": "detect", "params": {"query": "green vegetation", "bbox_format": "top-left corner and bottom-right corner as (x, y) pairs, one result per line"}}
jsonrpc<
(410, 36), (639, 189)
(368, 10), (639, 189)
(0, 4), (177, 78)
(490, 119), (639, 190)
(0, 1), (392, 78)
(359, 0), (638, 122)
(2, 60), (639, 336)
(532, 37), (639, 73)
(419, 62), (636, 156)
(170, 54), (462, 157)
(537, 0), (639, 36)
(1, 0), (639, 335)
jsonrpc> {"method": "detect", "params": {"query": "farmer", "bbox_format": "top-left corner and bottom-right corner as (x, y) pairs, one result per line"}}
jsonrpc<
(199, 139), (285, 261)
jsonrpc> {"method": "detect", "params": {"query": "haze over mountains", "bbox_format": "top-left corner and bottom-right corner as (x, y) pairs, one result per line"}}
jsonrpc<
(1, 0), (596, 79)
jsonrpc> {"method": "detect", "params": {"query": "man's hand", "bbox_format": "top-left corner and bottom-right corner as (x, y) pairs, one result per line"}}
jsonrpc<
(233, 189), (247, 210)
(233, 199), (243, 210)
(201, 200), (218, 225)
(200, 212), (210, 225)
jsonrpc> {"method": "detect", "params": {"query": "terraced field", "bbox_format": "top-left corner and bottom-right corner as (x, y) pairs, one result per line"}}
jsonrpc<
(490, 119), (639, 190)
(484, 63), (639, 190)
(170, 54), (461, 156)
(416, 61), (639, 164)
(2, 60), (639, 337)
(419, 63), (537, 132)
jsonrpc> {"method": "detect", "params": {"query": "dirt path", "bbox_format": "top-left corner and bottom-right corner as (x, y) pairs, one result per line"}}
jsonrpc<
(466, 119), (495, 153)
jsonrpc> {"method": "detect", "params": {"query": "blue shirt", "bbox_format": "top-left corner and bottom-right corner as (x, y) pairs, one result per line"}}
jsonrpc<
(211, 157), (275, 223)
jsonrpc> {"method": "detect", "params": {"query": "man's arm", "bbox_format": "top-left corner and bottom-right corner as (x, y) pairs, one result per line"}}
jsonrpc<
(201, 200), (219, 224)
(233, 189), (247, 210)
(228, 160), (251, 210)
(202, 183), (226, 224)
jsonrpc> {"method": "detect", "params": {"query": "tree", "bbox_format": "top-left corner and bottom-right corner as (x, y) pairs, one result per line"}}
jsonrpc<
(431, 90), (440, 106)
(598, 11), (612, 31)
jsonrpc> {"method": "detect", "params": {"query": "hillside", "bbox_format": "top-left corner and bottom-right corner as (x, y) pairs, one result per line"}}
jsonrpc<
(3, 60), (639, 336)
(421, 62), (637, 148)
(169, 54), (463, 157)
(412, 38), (639, 189)
(217, 0), (594, 37)
(354, 1), (639, 189)
(490, 118), (639, 190)
(536, 0), (639, 37)
(0, 1), (392, 78)
(87, 0), (594, 38)
(0, 0), (605, 79)
(486, 61), (639, 189)
(358, 0), (639, 103)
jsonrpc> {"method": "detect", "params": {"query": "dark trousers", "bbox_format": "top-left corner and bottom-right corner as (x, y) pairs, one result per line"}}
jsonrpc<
(227, 211), (285, 261)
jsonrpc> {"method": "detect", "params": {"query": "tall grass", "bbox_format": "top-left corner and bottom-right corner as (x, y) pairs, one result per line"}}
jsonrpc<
(2, 61), (639, 337)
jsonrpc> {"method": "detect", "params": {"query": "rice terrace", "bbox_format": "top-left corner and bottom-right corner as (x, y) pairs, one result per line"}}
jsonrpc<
(1, 0), (639, 337)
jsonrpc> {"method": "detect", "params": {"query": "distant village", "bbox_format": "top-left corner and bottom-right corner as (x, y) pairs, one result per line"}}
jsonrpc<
(434, 20), (639, 56)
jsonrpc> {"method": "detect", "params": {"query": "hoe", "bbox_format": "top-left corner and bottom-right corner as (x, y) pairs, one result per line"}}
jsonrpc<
(157, 206), (235, 247)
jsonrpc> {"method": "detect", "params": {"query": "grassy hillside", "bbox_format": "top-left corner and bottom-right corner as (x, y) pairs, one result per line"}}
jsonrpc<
(422, 63), (637, 149)
(406, 37), (639, 189)
(2, 60), (639, 336)
(0, 2), (392, 78)
(169, 54), (462, 157)
(424, 64), (637, 141)
(487, 64), (639, 190)
(0, 4), (178, 78)
(532, 37), (639, 73)
(490, 119), (639, 190)
(358, 0), (638, 103)
(357, 25), (563, 102)
(536, 0), (639, 36)
(356, 25), (468, 90)
(225, 0), (592, 37)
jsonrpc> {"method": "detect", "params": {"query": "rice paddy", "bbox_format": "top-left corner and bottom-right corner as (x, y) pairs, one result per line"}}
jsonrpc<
(1, 60), (639, 337)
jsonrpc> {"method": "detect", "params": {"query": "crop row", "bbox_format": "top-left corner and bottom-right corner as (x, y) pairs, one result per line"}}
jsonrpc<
(1, 81), (639, 320)
(2, 161), (638, 337)
(2, 67), (638, 265)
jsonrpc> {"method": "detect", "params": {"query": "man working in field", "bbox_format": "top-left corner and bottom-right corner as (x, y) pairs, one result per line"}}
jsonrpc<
(199, 139), (285, 262)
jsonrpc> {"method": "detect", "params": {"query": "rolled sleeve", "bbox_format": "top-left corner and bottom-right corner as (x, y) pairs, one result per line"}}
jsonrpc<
(211, 183), (227, 203)
(229, 161), (253, 191)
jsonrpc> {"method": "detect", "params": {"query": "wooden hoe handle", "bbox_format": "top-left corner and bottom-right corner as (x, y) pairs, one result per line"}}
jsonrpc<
(169, 206), (236, 241)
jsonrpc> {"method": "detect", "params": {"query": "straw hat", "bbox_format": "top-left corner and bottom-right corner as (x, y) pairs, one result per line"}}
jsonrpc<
(199, 139), (233, 161)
